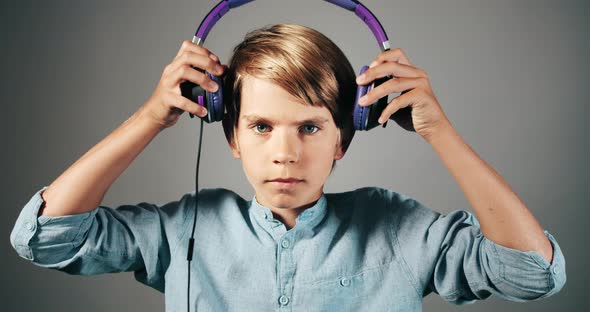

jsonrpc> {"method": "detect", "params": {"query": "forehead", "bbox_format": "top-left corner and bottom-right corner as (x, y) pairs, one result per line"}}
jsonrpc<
(240, 76), (332, 124)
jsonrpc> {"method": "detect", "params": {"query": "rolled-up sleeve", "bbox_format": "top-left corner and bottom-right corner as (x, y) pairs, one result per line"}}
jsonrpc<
(9, 186), (194, 292)
(10, 186), (95, 264)
(392, 195), (566, 305)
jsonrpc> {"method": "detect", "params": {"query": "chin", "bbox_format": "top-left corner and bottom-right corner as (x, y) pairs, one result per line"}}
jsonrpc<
(268, 194), (299, 209)
(258, 190), (301, 209)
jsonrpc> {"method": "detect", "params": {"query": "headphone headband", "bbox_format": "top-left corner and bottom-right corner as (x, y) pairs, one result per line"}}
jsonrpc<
(192, 0), (390, 51)
(180, 0), (412, 131)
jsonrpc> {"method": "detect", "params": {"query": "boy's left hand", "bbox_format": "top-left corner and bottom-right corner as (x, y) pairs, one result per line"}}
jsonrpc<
(356, 48), (452, 141)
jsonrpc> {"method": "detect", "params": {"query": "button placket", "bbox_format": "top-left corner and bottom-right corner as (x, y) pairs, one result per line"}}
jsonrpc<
(281, 239), (290, 249)
(278, 295), (290, 305)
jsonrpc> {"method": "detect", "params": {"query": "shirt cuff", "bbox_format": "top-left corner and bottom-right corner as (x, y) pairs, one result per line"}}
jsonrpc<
(10, 186), (97, 262)
(487, 230), (566, 299)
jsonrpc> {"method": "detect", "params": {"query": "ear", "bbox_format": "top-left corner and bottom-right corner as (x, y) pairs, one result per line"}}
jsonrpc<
(229, 137), (241, 159)
(334, 144), (344, 160)
(334, 132), (344, 160)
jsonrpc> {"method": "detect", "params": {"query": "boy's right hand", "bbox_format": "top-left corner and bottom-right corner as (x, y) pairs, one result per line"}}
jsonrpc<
(139, 40), (225, 129)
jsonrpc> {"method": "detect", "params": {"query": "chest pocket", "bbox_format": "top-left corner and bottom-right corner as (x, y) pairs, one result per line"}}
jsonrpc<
(293, 260), (419, 311)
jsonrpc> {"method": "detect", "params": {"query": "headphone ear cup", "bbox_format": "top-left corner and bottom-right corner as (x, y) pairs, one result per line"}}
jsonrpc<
(353, 65), (371, 130)
(206, 72), (224, 123)
(354, 66), (409, 131)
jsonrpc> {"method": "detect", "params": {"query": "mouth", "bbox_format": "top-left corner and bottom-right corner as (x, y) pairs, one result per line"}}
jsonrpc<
(269, 178), (303, 183)
(267, 178), (303, 189)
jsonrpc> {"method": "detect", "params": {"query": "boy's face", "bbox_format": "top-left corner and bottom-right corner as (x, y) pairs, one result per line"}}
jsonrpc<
(229, 76), (344, 212)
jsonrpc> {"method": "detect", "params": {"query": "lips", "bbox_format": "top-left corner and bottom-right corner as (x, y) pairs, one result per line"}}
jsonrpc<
(269, 178), (303, 183)
(268, 178), (302, 190)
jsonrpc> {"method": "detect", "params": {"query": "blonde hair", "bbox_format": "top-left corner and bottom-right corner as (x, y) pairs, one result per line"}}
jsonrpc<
(221, 23), (357, 172)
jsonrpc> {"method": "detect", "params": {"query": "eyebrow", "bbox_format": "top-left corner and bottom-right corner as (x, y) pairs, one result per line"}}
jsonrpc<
(241, 114), (330, 125)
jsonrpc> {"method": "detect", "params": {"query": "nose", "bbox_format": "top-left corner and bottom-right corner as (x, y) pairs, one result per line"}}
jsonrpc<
(272, 129), (300, 165)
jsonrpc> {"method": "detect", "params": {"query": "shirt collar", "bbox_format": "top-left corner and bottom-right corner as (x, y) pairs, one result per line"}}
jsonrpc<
(249, 193), (328, 232)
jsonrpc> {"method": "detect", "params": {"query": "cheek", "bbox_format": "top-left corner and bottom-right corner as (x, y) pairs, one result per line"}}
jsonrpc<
(241, 160), (264, 187)
(309, 132), (340, 153)
(237, 130), (339, 163)
(305, 142), (337, 168)
(241, 151), (263, 170)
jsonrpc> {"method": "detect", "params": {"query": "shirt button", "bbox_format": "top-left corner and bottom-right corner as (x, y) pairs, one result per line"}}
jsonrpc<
(25, 221), (34, 231)
(553, 265), (559, 274)
(340, 278), (351, 287)
(278, 295), (290, 305)
(281, 239), (290, 249)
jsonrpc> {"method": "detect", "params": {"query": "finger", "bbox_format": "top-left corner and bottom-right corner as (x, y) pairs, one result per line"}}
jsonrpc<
(170, 51), (224, 77)
(357, 61), (426, 86)
(377, 89), (415, 124)
(368, 48), (413, 68)
(377, 48), (412, 65)
(175, 40), (219, 62)
(167, 91), (208, 117)
(170, 63), (220, 92)
(358, 77), (425, 106)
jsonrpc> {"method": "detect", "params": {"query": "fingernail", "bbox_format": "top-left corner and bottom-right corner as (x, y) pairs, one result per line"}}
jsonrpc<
(356, 74), (366, 83)
(209, 54), (219, 62)
(215, 64), (223, 74)
(209, 81), (218, 91)
(358, 96), (367, 105)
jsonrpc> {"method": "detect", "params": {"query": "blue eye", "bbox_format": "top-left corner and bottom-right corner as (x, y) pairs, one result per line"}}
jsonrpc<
(301, 124), (319, 134)
(251, 123), (320, 135)
(254, 124), (270, 133)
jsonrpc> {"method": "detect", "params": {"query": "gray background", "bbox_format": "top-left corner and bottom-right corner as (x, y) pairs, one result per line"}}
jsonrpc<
(1, 0), (587, 311)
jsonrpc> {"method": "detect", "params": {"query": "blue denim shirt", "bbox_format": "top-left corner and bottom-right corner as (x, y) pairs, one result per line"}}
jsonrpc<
(10, 186), (566, 311)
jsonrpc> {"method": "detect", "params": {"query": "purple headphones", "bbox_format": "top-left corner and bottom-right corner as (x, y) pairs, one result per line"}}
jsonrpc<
(180, 0), (415, 132)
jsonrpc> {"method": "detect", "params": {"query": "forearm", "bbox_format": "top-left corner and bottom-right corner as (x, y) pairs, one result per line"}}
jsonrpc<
(426, 122), (554, 263)
(40, 107), (163, 217)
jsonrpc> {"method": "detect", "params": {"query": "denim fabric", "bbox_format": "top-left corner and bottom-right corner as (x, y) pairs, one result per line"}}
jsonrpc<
(10, 186), (566, 311)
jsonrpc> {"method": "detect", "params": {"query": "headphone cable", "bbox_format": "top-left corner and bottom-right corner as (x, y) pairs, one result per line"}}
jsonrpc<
(186, 117), (204, 312)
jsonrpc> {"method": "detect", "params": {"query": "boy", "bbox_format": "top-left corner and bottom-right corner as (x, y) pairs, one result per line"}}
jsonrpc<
(10, 24), (565, 311)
